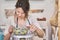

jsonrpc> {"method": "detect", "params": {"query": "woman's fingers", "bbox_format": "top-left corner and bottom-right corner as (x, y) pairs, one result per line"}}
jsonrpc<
(8, 25), (14, 34)
(29, 24), (37, 32)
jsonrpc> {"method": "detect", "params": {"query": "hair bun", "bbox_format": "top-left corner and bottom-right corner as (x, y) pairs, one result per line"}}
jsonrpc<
(16, 0), (29, 7)
(18, 0), (29, 2)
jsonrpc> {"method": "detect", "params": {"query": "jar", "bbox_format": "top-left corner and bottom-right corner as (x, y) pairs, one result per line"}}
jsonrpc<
(0, 28), (4, 40)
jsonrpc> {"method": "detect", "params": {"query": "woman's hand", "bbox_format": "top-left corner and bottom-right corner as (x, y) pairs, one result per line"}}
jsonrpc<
(28, 24), (37, 32)
(8, 25), (14, 34)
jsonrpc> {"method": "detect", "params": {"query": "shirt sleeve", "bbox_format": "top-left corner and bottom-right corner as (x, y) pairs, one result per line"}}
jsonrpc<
(29, 16), (42, 30)
(4, 16), (14, 36)
(4, 25), (9, 36)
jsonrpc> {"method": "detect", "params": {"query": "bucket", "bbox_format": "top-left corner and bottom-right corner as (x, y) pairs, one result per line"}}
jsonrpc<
(0, 28), (4, 40)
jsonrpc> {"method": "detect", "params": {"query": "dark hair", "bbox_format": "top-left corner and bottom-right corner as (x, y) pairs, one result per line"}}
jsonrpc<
(15, 0), (30, 18)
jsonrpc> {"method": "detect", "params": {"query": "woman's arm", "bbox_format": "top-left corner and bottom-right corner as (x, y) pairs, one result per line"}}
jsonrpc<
(35, 27), (44, 38)
(29, 24), (44, 38)
(28, 16), (44, 37)
(4, 33), (11, 40)
(4, 26), (13, 40)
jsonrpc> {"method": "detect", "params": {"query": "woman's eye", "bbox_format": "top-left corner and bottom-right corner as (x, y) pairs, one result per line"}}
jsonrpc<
(18, 11), (20, 13)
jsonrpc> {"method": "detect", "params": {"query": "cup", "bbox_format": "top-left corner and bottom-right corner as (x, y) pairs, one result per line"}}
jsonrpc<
(0, 28), (4, 40)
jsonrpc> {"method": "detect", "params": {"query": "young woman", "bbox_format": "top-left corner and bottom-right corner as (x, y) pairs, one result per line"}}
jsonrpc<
(4, 0), (44, 40)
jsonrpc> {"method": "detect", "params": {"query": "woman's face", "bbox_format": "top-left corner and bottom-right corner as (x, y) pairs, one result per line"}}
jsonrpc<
(15, 8), (25, 18)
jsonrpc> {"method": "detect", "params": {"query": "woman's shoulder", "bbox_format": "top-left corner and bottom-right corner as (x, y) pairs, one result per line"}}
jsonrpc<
(7, 16), (15, 25)
(28, 15), (37, 23)
(8, 16), (14, 20)
(7, 16), (14, 22)
(28, 15), (35, 20)
(28, 16), (42, 29)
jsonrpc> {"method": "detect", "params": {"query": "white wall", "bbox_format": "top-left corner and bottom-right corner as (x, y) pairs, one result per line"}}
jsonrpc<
(30, 0), (55, 20)
(0, 0), (55, 25)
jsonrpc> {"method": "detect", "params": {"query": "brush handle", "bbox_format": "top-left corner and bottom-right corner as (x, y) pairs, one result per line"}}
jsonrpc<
(16, 17), (18, 28)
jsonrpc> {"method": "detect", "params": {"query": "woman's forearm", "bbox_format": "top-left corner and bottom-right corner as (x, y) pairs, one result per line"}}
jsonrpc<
(4, 33), (11, 40)
(36, 28), (44, 38)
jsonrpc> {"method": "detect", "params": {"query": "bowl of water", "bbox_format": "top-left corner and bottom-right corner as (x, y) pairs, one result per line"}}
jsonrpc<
(13, 27), (28, 35)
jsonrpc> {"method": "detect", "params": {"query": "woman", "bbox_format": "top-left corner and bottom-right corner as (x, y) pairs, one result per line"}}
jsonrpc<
(4, 0), (44, 40)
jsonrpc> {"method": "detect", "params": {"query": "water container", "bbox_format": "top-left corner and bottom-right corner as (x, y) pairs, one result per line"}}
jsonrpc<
(0, 28), (4, 40)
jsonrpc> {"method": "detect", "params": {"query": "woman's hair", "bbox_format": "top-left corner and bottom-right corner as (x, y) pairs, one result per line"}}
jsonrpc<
(15, 0), (30, 18)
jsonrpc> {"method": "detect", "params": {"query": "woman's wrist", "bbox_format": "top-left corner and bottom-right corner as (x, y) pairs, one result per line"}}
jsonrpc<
(35, 27), (38, 32)
(8, 32), (12, 35)
(7, 32), (12, 37)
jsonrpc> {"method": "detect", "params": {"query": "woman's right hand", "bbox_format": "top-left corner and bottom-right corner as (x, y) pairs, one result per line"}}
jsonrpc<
(8, 25), (14, 34)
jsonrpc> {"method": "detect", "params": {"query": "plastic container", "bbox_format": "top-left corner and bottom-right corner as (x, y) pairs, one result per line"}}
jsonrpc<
(0, 28), (4, 40)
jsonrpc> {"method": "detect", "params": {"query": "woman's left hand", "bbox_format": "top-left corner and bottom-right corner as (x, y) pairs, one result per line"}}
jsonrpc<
(28, 24), (37, 32)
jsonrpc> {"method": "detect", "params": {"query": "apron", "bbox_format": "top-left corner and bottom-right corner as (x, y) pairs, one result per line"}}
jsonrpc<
(11, 18), (34, 40)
